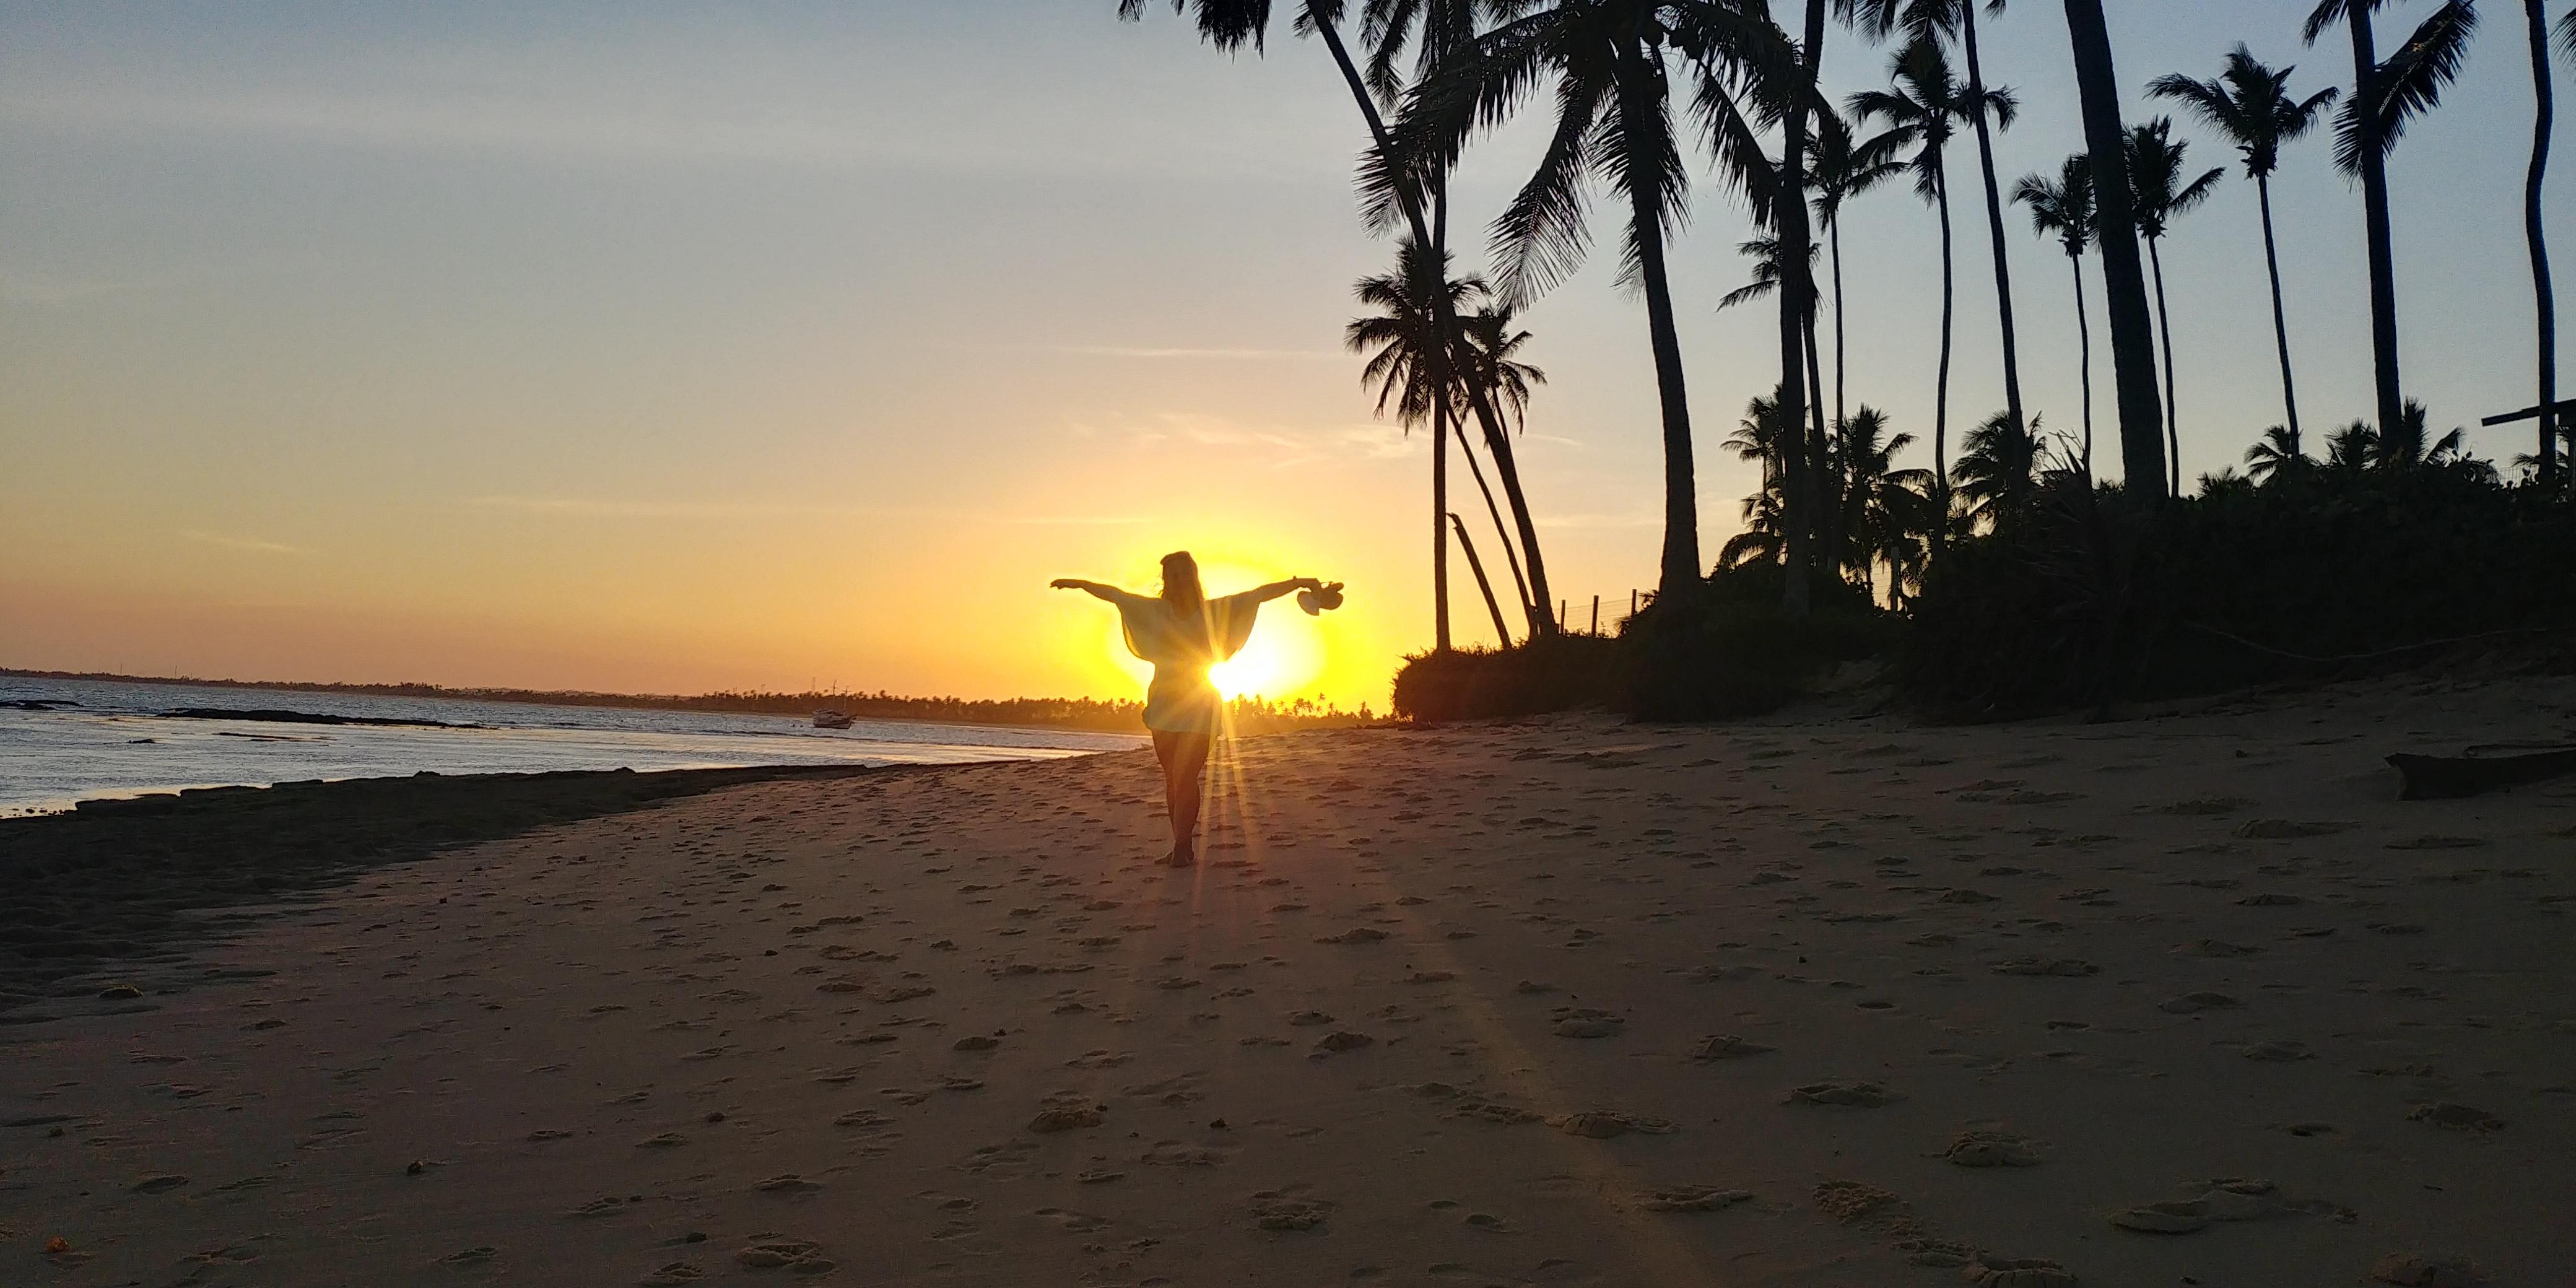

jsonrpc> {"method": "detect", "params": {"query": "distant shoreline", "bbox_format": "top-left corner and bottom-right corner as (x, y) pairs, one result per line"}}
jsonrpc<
(0, 668), (1361, 734)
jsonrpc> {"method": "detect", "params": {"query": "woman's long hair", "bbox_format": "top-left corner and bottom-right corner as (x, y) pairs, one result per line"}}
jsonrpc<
(1159, 550), (1205, 615)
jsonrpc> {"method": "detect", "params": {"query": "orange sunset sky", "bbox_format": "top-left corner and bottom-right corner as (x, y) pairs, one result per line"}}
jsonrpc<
(6, 2), (2564, 709)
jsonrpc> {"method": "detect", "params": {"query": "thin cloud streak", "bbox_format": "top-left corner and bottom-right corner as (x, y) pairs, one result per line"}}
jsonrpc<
(1043, 344), (1342, 361)
(459, 495), (1152, 526)
(180, 529), (302, 554)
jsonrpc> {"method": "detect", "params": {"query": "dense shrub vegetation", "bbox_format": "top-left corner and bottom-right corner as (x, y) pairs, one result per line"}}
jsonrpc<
(1394, 468), (2573, 726)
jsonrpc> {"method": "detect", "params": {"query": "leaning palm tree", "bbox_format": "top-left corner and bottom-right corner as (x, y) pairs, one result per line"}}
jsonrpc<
(1455, 303), (1547, 620)
(1119, 0), (1559, 635)
(1807, 111), (1910, 430)
(2304, 0), (2481, 441)
(2149, 46), (2339, 446)
(1852, 35), (2010, 516)
(2125, 118), (2224, 497)
(2243, 423), (2311, 484)
(2012, 155), (2098, 469)
(1389, 0), (1785, 600)
(2057, 0), (2169, 495)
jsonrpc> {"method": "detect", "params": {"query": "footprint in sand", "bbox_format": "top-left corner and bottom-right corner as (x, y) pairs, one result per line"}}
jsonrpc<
(1313, 1030), (1374, 1054)
(1249, 1192), (1331, 1231)
(1944, 1131), (2042, 1167)
(1989, 957), (2099, 977)
(1028, 1106), (1103, 1133)
(128, 1173), (189, 1193)
(1552, 1110), (1678, 1138)
(640, 1261), (704, 1285)
(734, 1239), (832, 1273)
(2159, 991), (2243, 1014)
(2408, 1102), (2505, 1131)
(2242, 1040), (2314, 1062)
(1641, 1185), (1752, 1212)
(1551, 1007), (1624, 1038)
(1788, 1081), (1898, 1108)
(1962, 1255), (2076, 1287)
(1689, 1034), (1775, 1060)
(754, 1175), (824, 1194)
(2367, 1252), (2493, 1286)
(1032, 1208), (1109, 1233)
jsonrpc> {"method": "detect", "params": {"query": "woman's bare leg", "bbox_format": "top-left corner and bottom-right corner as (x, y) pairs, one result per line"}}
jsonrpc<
(1151, 730), (1211, 866)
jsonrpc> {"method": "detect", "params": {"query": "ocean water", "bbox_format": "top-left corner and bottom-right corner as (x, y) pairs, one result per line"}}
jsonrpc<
(0, 676), (1142, 816)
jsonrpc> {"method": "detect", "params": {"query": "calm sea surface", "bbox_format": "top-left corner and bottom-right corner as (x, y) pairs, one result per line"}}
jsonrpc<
(0, 676), (1142, 816)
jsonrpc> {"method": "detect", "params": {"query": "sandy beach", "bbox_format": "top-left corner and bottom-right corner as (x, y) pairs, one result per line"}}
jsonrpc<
(4, 678), (2573, 1287)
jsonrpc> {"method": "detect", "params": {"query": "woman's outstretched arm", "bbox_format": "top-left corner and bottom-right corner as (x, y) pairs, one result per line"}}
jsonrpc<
(1051, 578), (1142, 604)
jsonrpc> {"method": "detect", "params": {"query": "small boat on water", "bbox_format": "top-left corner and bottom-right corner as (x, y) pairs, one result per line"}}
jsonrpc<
(812, 709), (856, 730)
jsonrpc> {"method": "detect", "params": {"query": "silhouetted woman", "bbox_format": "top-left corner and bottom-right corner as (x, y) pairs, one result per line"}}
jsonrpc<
(1054, 552), (1331, 867)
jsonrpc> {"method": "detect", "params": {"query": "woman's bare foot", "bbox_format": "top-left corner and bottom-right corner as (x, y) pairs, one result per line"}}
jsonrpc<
(1157, 846), (1196, 868)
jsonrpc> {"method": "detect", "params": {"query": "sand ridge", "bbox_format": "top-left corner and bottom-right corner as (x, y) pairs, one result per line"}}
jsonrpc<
(3, 676), (2573, 1285)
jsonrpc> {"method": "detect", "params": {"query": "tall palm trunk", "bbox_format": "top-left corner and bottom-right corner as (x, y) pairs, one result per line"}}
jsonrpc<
(2145, 234), (2180, 493)
(2526, 0), (2560, 481)
(1959, 4), (2027, 435)
(1307, 9), (1559, 633)
(1933, 162), (1957, 518)
(1430, 396), (1452, 649)
(1804, 301), (1840, 581)
(2255, 175), (2304, 441)
(1614, 44), (1700, 598)
(1830, 218), (1849, 431)
(2344, 6), (2406, 436)
(2071, 249), (2094, 469)
(1430, 179), (1453, 651)
(2060, 0), (2168, 495)
(1774, 0), (1828, 614)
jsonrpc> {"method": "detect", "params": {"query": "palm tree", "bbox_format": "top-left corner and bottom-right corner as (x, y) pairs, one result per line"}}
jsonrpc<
(2304, 0), (2481, 441)
(1455, 303), (1547, 622)
(2012, 156), (2097, 468)
(1719, 393), (1791, 570)
(1831, 406), (1934, 596)
(1391, 0), (1783, 600)
(1862, 0), (2032, 441)
(2124, 118), (2224, 496)
(2326, 419), (2380, 472)
(1120, 0), (1560, 634)
(1952, 409), (2046, 531)
(1852, 35), (2010, 520)
(2149, 46), (2339, 446)
(2243, 424), (2312, 484)
(2057, 0), (2169, 496)
(1807, 112), (1910, 430)
(1346, 238), (1482, 648)
(2374, 397), (2473, 471)
(2520, 0), (2560, 482)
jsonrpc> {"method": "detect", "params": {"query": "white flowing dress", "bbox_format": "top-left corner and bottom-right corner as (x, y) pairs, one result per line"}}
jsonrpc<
(1105, 590), (1261, 735)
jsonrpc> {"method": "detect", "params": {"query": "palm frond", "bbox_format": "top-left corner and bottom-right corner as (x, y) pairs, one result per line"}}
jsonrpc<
(2371, 0), (2478, 155)
(1483, 53), (1609, 303)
